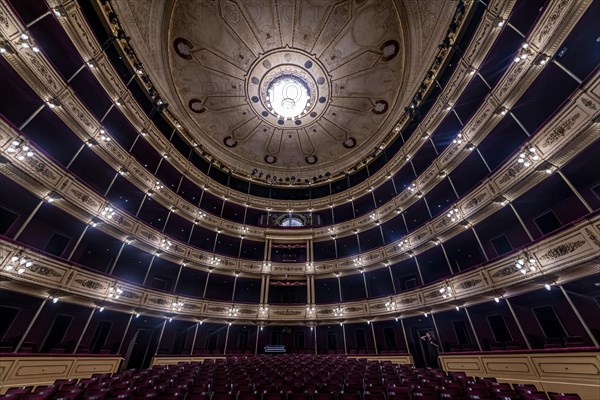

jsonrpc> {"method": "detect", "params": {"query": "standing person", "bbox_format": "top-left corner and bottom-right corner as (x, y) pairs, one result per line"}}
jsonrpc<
(420, 331), (440, 368)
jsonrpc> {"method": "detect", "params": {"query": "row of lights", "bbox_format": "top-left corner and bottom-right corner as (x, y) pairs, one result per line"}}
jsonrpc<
(6, 139), (34, 160)
(5, 254), (33, 274)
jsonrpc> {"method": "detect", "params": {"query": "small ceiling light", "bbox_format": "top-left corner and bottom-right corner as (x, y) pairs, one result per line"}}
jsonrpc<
(52, 297), (59, 303)
(99, 307), (104, 312)
(456, 306), (460, 311)
(135, 313), (140, 318)
(544, 283), (552, 291)
(494, 297), (500, 303)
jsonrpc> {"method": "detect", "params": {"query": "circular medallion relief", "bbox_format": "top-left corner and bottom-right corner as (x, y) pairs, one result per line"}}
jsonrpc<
(245, 49), (331, 128)
(343, 137), (357, 149)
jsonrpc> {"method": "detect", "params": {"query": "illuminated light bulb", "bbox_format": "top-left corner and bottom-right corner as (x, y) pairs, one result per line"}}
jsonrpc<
(494, 297), (500, 303)
(544, 284), (551, 291)
(53, 297), (59, 303)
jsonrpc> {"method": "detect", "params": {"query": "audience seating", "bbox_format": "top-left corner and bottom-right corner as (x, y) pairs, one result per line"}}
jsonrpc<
(0, 355), (585, 400)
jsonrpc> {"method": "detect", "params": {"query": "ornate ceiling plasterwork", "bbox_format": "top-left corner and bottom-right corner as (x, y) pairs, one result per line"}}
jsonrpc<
(112, 0), (456, 182)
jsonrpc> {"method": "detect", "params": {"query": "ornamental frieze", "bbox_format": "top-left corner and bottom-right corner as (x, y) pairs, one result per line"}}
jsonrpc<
(497, 61), (527, 99)
(584, 228), (600, 248)
(498, 162), (526, 185)
(538, 240), (586, 261)
(465, 192), (487, 210)
(492, 264), (521, 279)
(542, 113), (581, 148)
(148, 297), (168, 305)
(119, 290), (140, 300)
(64, 99), (94, 130)
(69, 187), (100, 208)
(580, 97), (597, 112)
(456, 278), (483, 290)
(399, 297), (418, 305)
(272, 310), (302, 316)
(28, 265), (61, 278)
(207, 306), (227, 313)
(23, 53), (62, 94)
(74, 279), (105, 290)
(425, 290), (443, 299)
(536, 0), (570, 44)
(24, 157), (60, 184)
(345, 306), (362, 313)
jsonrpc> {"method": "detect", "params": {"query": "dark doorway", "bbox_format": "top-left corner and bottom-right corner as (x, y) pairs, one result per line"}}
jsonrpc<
(356, 330), (367, 349)
(384, 327), (397, 348)
(41, 315), (72, 352)
(327, 331), (338, 350)
(533, 306), (567, 339)
(295, 332), (305, 349)
(271, 331), (281, 345)
(453, 320), (472, 345)
(487, 314), (512, 342)
(172, 328), (188, 354)
(238, 330), (248, 350)
(411, 326), (438, 368)
(125, 328), (153, 369)
(207, 330), (218, 351)
(90, 321), (112, 353)
(0, 306), (19, 341)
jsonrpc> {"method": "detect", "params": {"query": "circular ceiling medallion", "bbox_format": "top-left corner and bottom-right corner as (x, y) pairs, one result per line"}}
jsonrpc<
(264, 154), (277, 164)
(372, 100), (389, 114)
(266, 75), (311, 119)
(188, 98), (206, 113)
(246, 48), (331, 128)
(305, 154), (318, 164)
(380, 40), (400, 62)
(173, 38), (193, 60)
(223, 136), (238, 148)
(343, 137), (357, 149)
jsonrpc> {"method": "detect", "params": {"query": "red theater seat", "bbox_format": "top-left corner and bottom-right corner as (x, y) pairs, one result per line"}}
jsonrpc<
(548, 393), (582, 400)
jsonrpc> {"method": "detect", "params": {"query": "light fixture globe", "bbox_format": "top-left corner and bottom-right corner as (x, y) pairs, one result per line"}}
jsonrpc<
(246, 49), (331, 130)
(266, 75), (311, 119)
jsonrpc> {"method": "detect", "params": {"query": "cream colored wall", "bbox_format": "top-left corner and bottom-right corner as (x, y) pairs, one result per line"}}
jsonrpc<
(440, 351), (600, 400)
(0, 356), (123, 394)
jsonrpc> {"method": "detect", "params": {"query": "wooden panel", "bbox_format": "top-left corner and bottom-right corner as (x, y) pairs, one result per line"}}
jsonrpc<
(441, 356), (485, 374)
(0, 356), (122, 394)
(483, 356), (537, 379)
(440, 351), (600, 400)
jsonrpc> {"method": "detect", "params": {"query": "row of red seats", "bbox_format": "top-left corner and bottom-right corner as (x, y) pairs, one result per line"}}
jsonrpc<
(0, 356), (583, 400)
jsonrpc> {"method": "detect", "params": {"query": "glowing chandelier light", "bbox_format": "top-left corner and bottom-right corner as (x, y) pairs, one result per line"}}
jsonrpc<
(333, 305), (344, 317)
(265, 75), (311, 119)
(6, 254), (33, 274)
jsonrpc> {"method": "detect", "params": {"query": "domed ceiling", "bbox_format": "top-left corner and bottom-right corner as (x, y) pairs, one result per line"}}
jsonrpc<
(112, 0), (456, 183)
